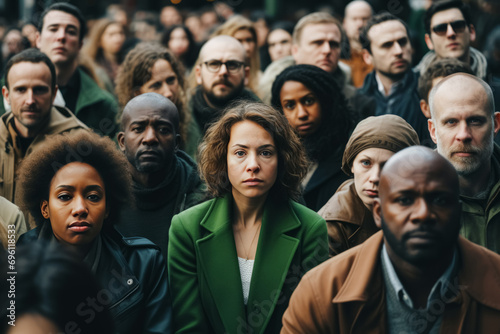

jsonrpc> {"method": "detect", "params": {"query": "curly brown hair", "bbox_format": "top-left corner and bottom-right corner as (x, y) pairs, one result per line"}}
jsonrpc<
(115, 42), (190, 147)
(16, 130), (132, 227)
(198, 102), (308, 201)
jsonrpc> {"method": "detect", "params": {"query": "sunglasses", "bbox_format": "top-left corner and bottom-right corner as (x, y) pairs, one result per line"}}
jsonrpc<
(432, 20), (467, 36)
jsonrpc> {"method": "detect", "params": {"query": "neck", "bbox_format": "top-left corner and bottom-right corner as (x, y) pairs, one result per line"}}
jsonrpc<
(232, 192), (267, 228)
(103, 50), (117, 63)
(133, 170), (168, 188)
(13, 117), (47, 139)
(459, 163), (491, 197)
(349, 38), (362, 52)
(385, 242), (453, 308)
(376, 71), (401, 96)
(202, 92), (219, 109)
(56, 61), (78, 86)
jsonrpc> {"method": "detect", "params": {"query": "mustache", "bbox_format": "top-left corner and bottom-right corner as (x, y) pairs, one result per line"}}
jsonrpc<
(401, 225), (442, 242)
(212, 79), (233, 88)
(450, 143), (481, 155)
(136, 148), (164, 158)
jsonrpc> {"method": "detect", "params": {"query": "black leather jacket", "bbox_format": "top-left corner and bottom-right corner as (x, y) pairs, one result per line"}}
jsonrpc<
(18, 224), (172, 334)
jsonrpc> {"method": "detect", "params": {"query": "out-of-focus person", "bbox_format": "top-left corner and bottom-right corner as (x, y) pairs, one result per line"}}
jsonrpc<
(162, 24), (198, 71)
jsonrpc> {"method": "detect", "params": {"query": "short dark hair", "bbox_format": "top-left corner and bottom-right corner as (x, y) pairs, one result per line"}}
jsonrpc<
(424, 0), (471, 35)
(4, 48), (56, 91)
(360, 12), (411, 54)
(418, 57), (473, 102)
(16, 130), (132, 227)
(38, 2), (87, 42)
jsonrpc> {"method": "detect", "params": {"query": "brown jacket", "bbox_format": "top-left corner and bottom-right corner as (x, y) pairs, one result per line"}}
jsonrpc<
(318, 179), (379, 256)
(0, 106), (87, 204)
(281, 231), (500, 334)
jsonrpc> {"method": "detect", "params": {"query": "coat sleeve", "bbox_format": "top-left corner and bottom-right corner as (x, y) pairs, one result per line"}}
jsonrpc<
(168, 214), (210, 333)
(142, 249), (172, 334)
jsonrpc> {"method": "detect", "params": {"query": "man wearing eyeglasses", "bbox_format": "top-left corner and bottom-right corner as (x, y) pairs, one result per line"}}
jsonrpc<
(416, 0), (487, 80)
(190, 35), (259, 137)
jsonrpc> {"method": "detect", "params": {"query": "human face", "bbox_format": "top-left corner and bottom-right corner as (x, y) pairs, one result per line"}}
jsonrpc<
(373, 159), (460, 266)
(429, 80), (500, 176)
(267, 29), (292, 61)
(233, 29), (256, 59)
(2, 62), (55, 137)
(351, 148), (394, 209)
(41, 162), (107, 248)
(227, 121), (278, 202)
(425, 8), (475, 62)
(36, 10), (81, 66)
(363, 20), (412, 82)
(343, 2), (372, 42)
(118, 102), (179, 174)
(195, 40), (248, 107)
(279, 81), (321, 137)
(100, 23), (125, 55)
(139, 59), (180, 105)
(292, 23), (341, 73)
(168, 27), (190, 58)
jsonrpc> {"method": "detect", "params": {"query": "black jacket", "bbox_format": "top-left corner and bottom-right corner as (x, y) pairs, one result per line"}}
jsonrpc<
(18, 225), (172, 334)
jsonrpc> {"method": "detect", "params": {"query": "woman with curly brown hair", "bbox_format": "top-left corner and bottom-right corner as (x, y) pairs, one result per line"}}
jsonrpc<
(168, 102), (328, 334)
(115, 42), (199, 157)
(16, 130), (172, 334)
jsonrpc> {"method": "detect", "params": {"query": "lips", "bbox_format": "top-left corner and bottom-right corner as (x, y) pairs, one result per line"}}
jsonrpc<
(243, 178), (263, 186)
(364, 189), (378, 197)
(297, 123), (312, 131)
(138, 150), (161, 159)
(68, 221), (90, 232)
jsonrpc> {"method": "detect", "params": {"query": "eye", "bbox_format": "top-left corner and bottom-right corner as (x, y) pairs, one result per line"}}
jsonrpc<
(87, 194), (102, 202)
(67, 28), (78, 36)
(149, 82), (162, 90)
(235, 150), (246, 157)
(166, 76), (177, 85)
(431, 194), (451, 206)
(131, 126), (144, 133)
(34, 87), (49, 95)
(360, 159), (371, 167)
(303, 96), (316, 106)
(444, 119), (457, 126)
(468, 118), (485, 126)
(57, 193), (72, 201)
(260, 150), (274, 157)
(14, 87), (26, 93)
(282, 101), (295, 110)
(396, 196), (414, 206)
(158, 126), (171, 135)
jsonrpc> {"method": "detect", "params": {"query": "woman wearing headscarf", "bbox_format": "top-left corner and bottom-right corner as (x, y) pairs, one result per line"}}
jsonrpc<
(318, 115), (420, 256)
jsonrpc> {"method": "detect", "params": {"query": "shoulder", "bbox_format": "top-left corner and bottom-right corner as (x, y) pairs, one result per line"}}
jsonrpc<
(174, 198), (217, 222)
(78, 68), (117, 106)
(289, 200), (324, 224)
(0, 197), (22, 220)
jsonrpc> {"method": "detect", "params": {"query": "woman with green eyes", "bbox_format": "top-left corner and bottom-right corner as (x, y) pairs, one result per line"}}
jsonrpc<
(271, 64), (354, 211)
(168, 102), (328, 334)
(318, 115), (420, 256)
(16, 130), (172, 334)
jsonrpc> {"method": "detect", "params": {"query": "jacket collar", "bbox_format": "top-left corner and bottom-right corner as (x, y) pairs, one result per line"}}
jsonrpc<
(196, 194), (301, 333)
(75, 68), (112, 113)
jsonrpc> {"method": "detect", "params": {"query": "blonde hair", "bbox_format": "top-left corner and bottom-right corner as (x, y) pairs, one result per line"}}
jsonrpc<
(292, 12), (342, 45)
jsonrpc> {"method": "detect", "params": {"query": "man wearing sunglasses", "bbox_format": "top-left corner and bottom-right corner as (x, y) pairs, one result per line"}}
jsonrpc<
(416, 0), (487, 80)
(190, 35), (259, 137)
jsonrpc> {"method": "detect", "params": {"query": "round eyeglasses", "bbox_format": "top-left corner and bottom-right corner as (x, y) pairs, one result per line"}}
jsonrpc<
(203, 60), (245, 73)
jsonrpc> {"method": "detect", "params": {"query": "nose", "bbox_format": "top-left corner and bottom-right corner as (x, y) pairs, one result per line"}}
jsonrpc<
(25, 89), (35, 105)
(410, 198), (433, 223)
(142, 126), (159, 145)
(321, 41), (331, 54)
(55, 27), (66, 41)
(368, 164), (381, 184)
(160, 83), (173, 100)
(246, 153), (260, 173)
(71, 195), (88, 218)
(455, 122), (472, 142)
(218, 63), (229, 75)
(393, 42), (403, 55)
(297, 104), (309, 120)
(446, 23), (456, 37)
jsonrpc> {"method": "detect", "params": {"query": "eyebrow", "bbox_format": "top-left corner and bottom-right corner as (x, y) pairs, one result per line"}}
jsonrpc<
(55, 185), (104, 192)
(231, 144), (276, 149)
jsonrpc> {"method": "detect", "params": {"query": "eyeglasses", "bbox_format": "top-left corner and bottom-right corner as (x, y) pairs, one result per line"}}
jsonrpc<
(203, 60), (245, 73)
(432, 20), (467, 36)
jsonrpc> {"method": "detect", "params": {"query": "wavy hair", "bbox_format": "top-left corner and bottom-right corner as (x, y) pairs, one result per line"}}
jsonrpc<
(198, 102), (308, 201)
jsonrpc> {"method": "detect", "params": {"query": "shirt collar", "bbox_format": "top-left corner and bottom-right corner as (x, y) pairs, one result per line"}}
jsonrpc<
(375, 73), (404, 97)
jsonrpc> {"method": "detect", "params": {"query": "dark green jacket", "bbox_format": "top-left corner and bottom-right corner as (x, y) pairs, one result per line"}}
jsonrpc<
(168, 194), (328, 334)
(460, 144), (500, 253)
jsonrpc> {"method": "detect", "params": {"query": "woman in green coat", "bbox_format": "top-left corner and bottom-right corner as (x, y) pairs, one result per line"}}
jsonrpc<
(168, 102), (329, 334)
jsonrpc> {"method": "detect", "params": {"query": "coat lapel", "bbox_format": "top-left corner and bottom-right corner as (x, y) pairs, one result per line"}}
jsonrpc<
(196, 195), (246, 331)
(248, 200), (301, 334)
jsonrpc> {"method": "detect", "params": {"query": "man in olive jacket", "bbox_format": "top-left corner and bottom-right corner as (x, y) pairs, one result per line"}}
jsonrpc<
(282, 147), (500, 333)
(0, 49), (87, 206)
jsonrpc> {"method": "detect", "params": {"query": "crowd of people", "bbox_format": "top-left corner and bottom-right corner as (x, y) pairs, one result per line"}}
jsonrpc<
(1, 0), (500, 333)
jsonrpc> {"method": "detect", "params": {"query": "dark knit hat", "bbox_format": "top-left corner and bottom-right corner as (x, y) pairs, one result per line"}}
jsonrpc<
(341, 115), (420, 176)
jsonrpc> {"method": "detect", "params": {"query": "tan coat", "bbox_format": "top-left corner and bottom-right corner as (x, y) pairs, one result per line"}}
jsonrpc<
(281, 231), (500, 334)
(318, 179), (379, 256)
(0, 106), (87, 204)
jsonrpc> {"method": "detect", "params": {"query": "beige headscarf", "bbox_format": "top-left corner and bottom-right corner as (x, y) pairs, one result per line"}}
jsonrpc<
(341, 115), (420, 176)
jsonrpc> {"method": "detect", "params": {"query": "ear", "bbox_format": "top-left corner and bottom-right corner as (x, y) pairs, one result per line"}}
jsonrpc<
(493, 111), (500, 136)
(51, 85), (58, 104)
(195, 64), (202, 86)
(35, 31), (41, 49)
(425, 33), (434, 50)
(420, 99), (431, 119)
(372, 198), (382, 229)
(174, 133), (180, 151)
(469, 24), (476, 43)
(362, 49), (373, 66)
(41, 200), (50, 219)
(117, 132), (126, 152)
(243, 66), (250, 86)
(428, 118), (438, 144)
(2, 86), (10, 105)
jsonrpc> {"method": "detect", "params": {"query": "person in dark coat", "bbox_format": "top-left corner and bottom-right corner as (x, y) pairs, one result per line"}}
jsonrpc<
(16, 130), (172, 334)
(271, 64), (354, 211)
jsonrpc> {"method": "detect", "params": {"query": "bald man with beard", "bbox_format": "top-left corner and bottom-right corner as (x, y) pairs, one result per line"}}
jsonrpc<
(117, 93), (206, 258)
(281, 146), (500, 333)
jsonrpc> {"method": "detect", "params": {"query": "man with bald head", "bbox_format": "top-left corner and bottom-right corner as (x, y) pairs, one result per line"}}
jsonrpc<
(428, 73), (500, 253)
(190, 35), (259, 135)
(342, 0), (373, 87)
(117, 93), (206, 258)
(281, 146), (500, 333)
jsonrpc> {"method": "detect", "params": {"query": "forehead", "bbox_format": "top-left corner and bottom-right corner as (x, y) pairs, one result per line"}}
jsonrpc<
(42, 10), (80, 31)
(201, 41), (245, 61)
(368, 20), (407, 44)
(52, 162), (103, 185)
(382, 163), (452, 194)
(434, 79), (489, 117)
(431, 8), (465, 26)
(8, 61), (52, 85)
(345, 3), (372, 18)
(125, 102), (177, 124)
(300, 23), (341, 42)
(269, 29), (291, 41)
